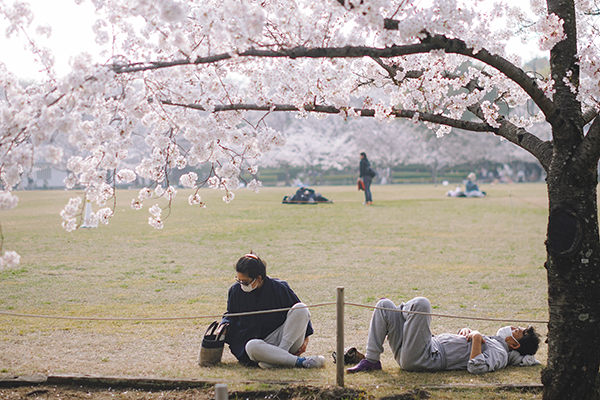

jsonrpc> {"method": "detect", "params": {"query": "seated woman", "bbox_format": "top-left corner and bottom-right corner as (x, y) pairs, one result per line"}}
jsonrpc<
(465, 173), (486, 197)
(220, 253), (325, 369)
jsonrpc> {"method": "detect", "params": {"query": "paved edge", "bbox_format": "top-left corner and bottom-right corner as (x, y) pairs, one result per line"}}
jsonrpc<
(0, 375), (543, 392)
(0, 374), (305, 390)
(0, 374), (216, 390)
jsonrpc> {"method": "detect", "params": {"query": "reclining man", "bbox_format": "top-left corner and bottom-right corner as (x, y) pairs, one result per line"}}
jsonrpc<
(348, 297), (541, 374)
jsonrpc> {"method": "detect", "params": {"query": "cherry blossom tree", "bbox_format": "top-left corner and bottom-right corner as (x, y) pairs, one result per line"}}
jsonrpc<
(259, 112), (354, 181)
(1, 0), (600, 397)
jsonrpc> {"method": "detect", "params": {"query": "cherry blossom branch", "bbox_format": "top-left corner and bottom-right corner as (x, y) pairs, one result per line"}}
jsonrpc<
(461, 80), (553, 169)
(112, 41), (554, 122)
(498, 119), (553, 170)
(160, 100), (495, 132)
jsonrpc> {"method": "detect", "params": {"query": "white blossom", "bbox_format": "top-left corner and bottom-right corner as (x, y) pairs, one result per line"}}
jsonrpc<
(0, 191), (18, 211)
(223, 191), (235, 203)
(116, 169), (136, 183)
(1, 251), (20, 269)
(149, 204), (162, 218)
(532, 13), (567, 51)
(164, 186), (177, 200)
(96, 207), (113, 225)
(45, 145), (63, 164)
(189, 193), (205, 206)
(148, 217), (164, 229)
(138, 187), (153, 201)
(481, 101), (502, 129)
(131, 199), (143, 210)
(180, 172), (198, 188)
(247, 179), (262, 193)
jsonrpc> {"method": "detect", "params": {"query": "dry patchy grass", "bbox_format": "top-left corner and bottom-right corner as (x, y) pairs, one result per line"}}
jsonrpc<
(0, 183), (550, 398)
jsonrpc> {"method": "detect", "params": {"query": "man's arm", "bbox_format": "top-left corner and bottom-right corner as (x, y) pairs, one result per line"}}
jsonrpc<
(467, 336), (509, 374)
(467, 331), (485, 359)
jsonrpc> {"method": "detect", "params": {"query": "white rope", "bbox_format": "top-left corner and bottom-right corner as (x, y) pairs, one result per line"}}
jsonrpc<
(0, 302), (334, 321)
(0, 301), (548, 324)
(346, 303), (548, 324)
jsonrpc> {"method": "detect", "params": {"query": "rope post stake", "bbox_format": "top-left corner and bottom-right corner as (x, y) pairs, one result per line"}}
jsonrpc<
(336, 286), (344, 387)
(215, 383), (228, 400)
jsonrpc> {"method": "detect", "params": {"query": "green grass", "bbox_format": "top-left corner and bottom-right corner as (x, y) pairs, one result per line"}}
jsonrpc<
(0, 183), (550, 398)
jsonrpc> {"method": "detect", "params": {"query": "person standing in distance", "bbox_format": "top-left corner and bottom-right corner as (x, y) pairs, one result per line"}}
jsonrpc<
(359, 152), (374, 205)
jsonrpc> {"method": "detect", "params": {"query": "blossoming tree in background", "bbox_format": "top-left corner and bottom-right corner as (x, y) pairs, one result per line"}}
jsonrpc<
(1, 0), (600, 397)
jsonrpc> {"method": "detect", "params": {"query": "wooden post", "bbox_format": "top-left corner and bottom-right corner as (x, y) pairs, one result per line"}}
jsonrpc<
(215, 383), (228, 400)
(336, 286), (344, 387)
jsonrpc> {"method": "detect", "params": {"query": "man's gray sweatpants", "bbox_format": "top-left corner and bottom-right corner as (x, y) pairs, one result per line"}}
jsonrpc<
(365, 297), (445, 371)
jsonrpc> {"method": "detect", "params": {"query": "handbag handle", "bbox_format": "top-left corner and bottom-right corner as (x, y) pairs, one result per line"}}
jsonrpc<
(215, 322), (228, 341)
(203, 321), (219, 338)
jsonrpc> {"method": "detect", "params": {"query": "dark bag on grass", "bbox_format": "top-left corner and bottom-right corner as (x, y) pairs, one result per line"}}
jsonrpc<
(198, 321), (227, 367)
(331, 347), (365, 365)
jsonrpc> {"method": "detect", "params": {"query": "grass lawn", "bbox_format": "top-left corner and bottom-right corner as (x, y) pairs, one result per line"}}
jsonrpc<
(0, 183), (550, 399)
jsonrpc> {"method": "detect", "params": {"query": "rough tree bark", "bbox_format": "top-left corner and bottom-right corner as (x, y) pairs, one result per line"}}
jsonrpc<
(538, 0), (600, 398)
(542, 146), (600, 399)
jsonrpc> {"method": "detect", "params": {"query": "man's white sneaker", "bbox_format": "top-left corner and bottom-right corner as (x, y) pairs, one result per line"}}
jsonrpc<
(258, 361), (276, 369)
(301, 355), (325, 368)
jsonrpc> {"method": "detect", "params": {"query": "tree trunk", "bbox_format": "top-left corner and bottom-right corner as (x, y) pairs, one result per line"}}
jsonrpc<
(542, 155), (600, 399)
(429, 160), (438, 184)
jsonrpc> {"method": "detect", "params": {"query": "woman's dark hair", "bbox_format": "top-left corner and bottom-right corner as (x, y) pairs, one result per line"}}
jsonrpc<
(360, 152), (367, 158)
(516, 326), (541, 355)
(235, 252), (267, 279)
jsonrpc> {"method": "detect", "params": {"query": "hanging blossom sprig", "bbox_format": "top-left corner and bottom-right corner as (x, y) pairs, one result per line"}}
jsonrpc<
(148, 204), (164, 229)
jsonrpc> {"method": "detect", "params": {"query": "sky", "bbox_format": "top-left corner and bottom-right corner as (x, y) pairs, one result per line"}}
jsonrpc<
(0, 0), (546, 81)
(0, 0), (103, 80)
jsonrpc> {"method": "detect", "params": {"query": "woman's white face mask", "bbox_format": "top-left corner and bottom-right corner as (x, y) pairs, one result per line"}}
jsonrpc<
(496, 326), (517, 343)
(240, 278), (257, 293)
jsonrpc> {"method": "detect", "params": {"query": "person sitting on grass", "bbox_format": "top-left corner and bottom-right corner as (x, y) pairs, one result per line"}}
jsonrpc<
(465, 172), (486, 197)
(347, 297), (540, 375)
(220, 252), (325, 369)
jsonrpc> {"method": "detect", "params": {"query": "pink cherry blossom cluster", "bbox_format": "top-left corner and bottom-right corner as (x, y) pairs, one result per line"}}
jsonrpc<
(1, 0), (599, 268)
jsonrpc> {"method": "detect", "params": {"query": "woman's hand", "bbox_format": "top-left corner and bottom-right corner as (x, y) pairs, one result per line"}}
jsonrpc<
(293, 337), (309, 356)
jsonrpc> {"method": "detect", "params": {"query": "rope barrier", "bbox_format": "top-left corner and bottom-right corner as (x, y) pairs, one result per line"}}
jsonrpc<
(346, 302), (549, 324)
(0, 303), (334, 321)
(0, 311), (224, 321)
(508, 191), (548, 210)
(0, 301), (548, 324)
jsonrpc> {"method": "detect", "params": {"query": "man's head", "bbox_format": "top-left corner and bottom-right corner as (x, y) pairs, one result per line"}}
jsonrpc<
(516, 326), (541, 355)
(235, 252), (267, 292)
(502, 326), (541, 355)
